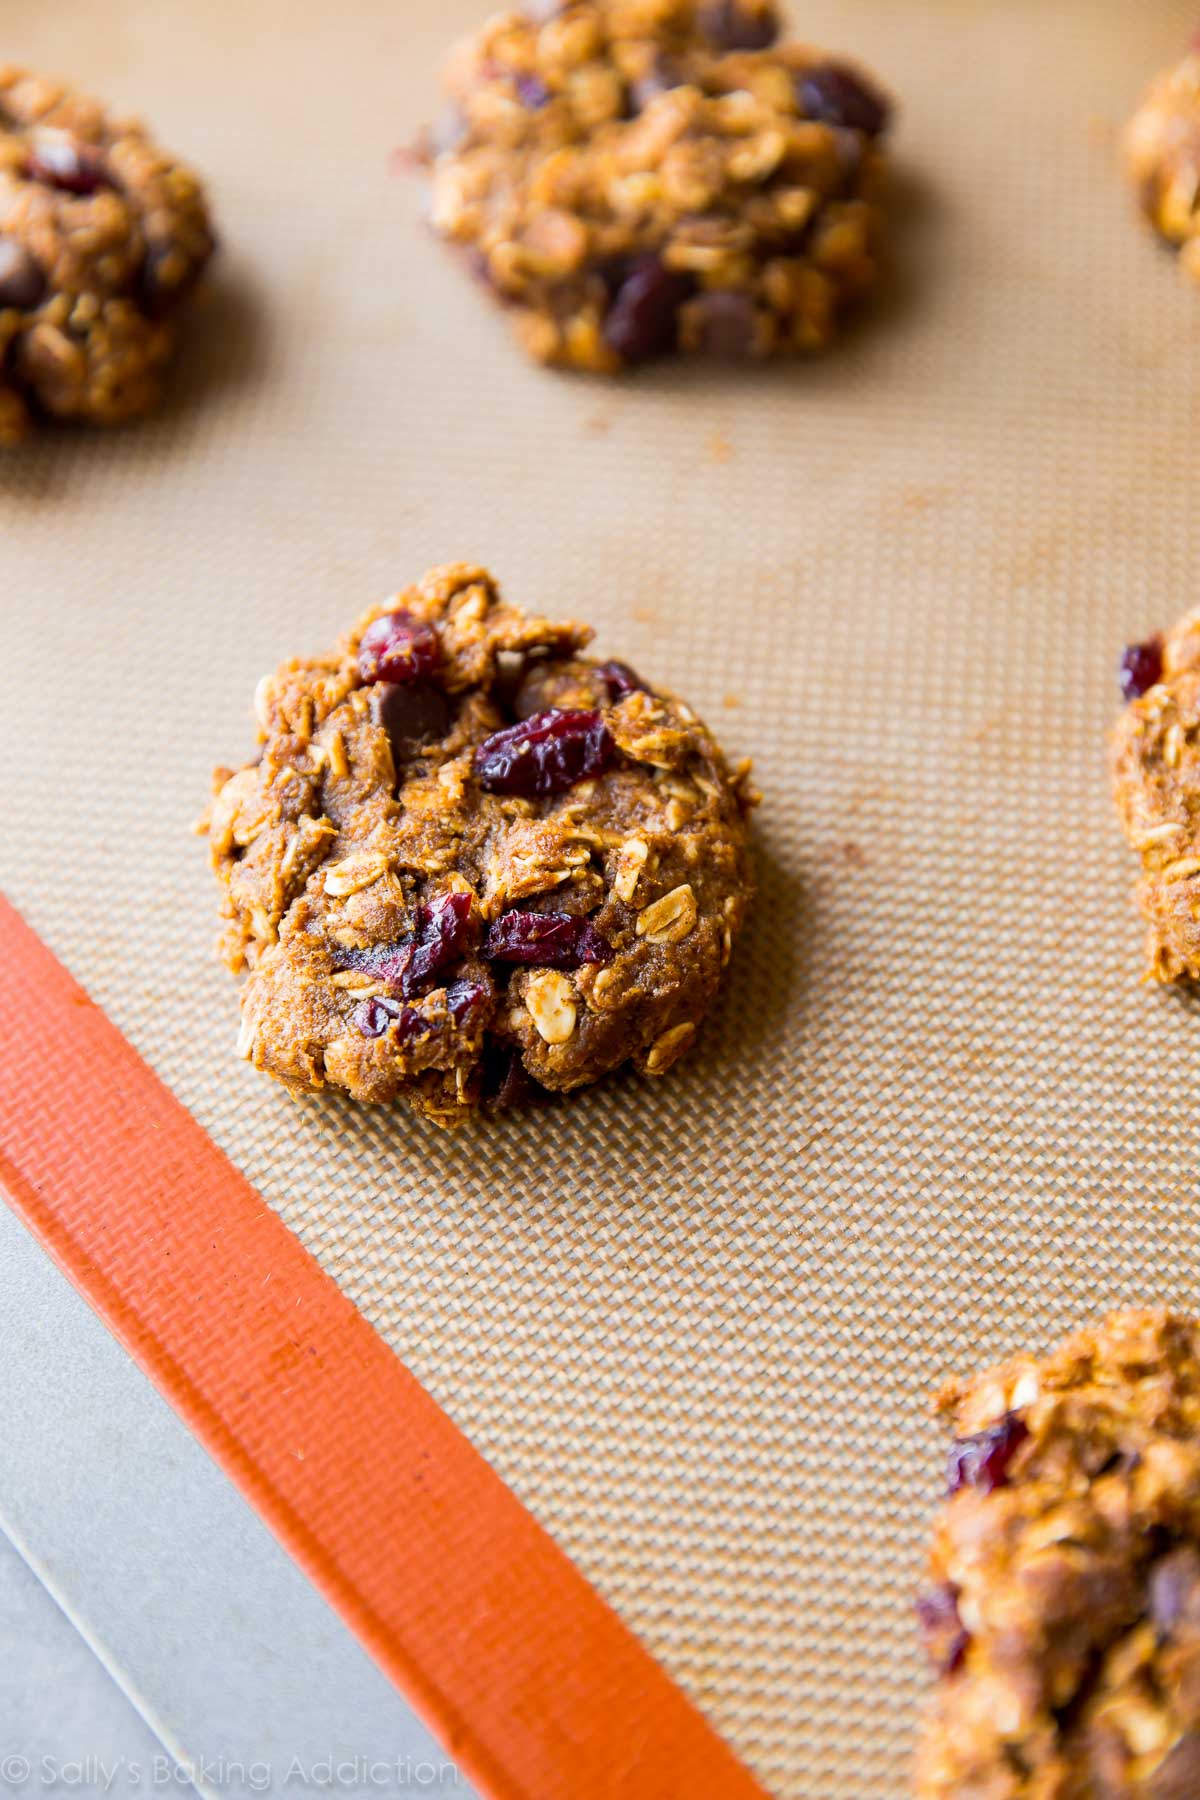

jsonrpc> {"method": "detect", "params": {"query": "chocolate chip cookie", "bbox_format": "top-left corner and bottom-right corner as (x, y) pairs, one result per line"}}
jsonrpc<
(916, 1311), (1200, 1799)
(419, 0), (892, 371)
(1112, 609), (1200, 983)
(0, 66), (214, 443)
(1125, 44), (1200, 281)
(201, 564), (755, 1127)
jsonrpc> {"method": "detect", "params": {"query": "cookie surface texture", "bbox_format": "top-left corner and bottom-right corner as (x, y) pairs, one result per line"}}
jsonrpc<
(0, 65), (214, 442)
(422, 0), (892, 370)
(1112, 607), (1200, 984)
(916, 1310), (1200, 1799)
(203, 564), (755, 1127)
(1126, 46), (1200, 282)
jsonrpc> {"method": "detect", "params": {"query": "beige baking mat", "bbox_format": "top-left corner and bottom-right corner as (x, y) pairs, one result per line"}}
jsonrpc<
(3, 0), (1199, 1792)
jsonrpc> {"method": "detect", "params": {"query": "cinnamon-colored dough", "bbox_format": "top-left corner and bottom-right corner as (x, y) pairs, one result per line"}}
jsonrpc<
(201, 564), (755, 1127)
(1112, 607), (1200, 983)
(0, 65), (214, 442)
(1126, 46), (1200, 283)
(917, 1311), (1200, 1799)
(419, 0), (892, 371)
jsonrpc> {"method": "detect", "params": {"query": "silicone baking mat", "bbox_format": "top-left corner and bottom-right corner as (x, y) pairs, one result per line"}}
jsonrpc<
(3, 1), (1200, 1793)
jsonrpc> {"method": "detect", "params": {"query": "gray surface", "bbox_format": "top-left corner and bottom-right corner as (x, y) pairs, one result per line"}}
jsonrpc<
(0, 1530), (174, 1797)
(0, 1201), (476, 1800)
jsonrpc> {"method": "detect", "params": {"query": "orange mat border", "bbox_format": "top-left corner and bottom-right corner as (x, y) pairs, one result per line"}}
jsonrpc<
(0, 894), (769, 1800)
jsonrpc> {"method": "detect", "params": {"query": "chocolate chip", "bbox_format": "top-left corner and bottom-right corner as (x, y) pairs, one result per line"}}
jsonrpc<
(0, 238), (45, 311)
(138, 238), (209, 319)
(492, 649), (528, 714)
(688, 290), (759, 358)
(138, 245), (177, 318)
(370, 680), (452, 755)
(483, 1045), (542, 1111)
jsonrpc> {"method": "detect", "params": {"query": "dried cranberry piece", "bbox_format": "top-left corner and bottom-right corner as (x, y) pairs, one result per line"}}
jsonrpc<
(404, 891), (476, 995)
(474, 708), (614, 796)
(340, 891), (477, 1001)
(915, 1585), (968, 1676)
(946, 1413), (1028, 1497)
(358, 611), (440, 685)
(700, 1), (779, 51)
(603, 258), (693, 364)
(596, 659), (647, 701)
(353, 993), (431, 1042)
(796, 63), (891, 137)
(0, 238), (45, 311)
(371, 681), (452, 756)
(355, 982), (485, 1042)
(516, 74), (552, 109)
(353, 996), (405, 1038)
(446, 976), (491, 1024)
(396, 1005), (434, 1042)
(24, 135), (112, 195)
(485, 909), (613, 968)
(1120, 635), (1164, 701)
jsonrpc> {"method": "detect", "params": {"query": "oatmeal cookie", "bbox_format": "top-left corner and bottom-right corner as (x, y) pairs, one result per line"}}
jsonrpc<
(1112, 610), (1200, 983)
(201, 564), (755, 1127)
(1126, 45), (1200, 281)
(916, 1311), (1200, 1799)
(419, 0), (892, 371)
(0, 66), (214, 443)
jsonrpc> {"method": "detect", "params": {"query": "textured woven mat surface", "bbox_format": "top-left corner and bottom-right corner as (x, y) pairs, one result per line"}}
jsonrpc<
(3, 2), (1199, 1793)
